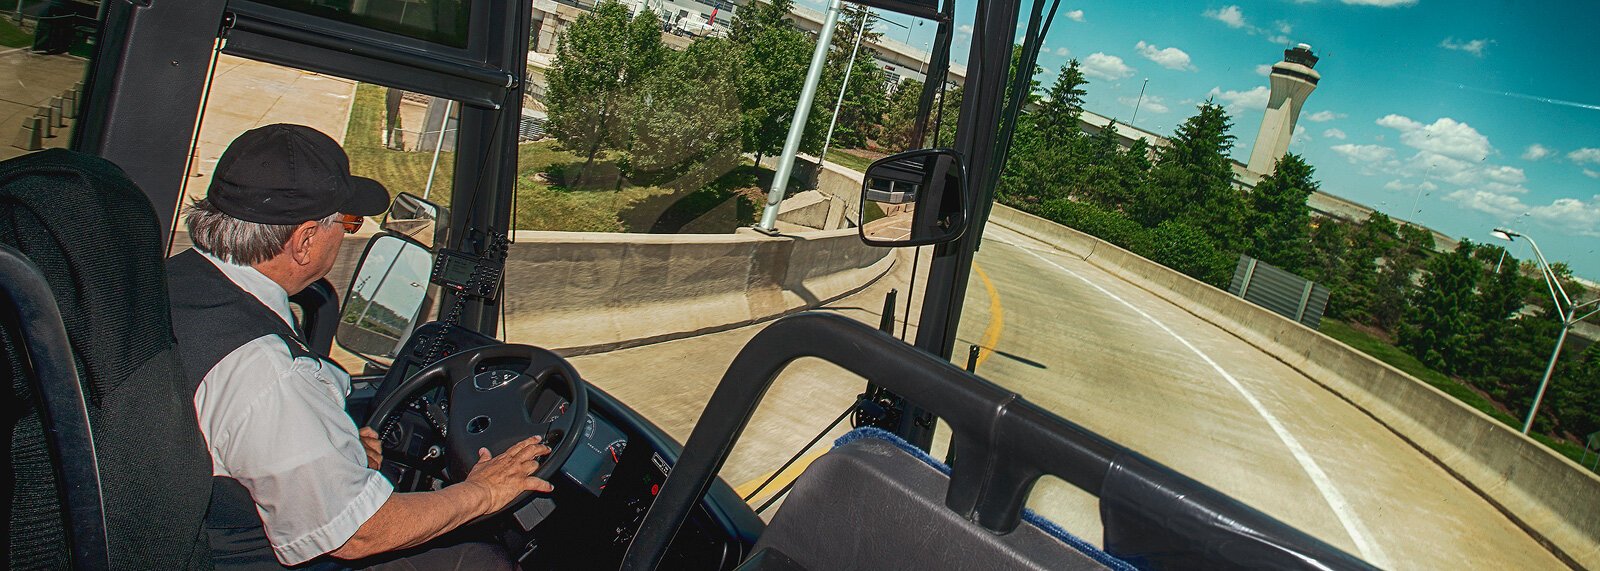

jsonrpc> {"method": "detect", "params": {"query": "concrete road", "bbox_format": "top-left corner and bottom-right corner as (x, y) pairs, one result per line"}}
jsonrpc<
(955, 224), (1560, 569)
(568, 222), (1562, 569)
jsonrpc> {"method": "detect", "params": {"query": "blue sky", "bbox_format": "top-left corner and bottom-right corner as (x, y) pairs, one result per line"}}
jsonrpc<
(823, 0), (1599, 278)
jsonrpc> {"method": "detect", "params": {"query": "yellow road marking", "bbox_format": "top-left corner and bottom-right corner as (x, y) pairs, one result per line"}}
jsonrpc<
(733, 450), (829, 505)
(973, 262), (1004, 368)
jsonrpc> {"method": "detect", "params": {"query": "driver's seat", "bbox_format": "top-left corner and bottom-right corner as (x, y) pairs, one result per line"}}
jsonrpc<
(1, 149), (214, 569)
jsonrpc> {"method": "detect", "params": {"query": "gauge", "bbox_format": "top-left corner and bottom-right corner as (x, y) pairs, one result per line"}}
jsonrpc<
(605, 439), (627, 464)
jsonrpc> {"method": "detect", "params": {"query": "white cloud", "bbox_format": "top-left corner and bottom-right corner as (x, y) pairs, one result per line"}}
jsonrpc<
(1323, 128), (1347, 140)
(1135, 41), (1195, 71)
(1384, 180), (1439, 192)
(1481, 165), (1527, 185)
(1082, 53), (1134, 80)
(1569, 148), (1600, 165)
(1522, 144), (1552, 161)
(1205, 5), (1247, 28)
(1255, 64), (1273, 76)
(1585, 169), (1600, 179)
(1376, 114), (1492, 161)
(1439, 37), (1493, 57)
(1446, 189), (1529, 219)
(1118, 94), (1169, 114)
(1066, 9), (1085, 22)
(1340, 0), (1417, 6)
(1331, 144), (1396, 164)
(1207, 86), (1270, 111)
(1306, 110), (1345, 122)
(1266, 34), (1292, 45)
(958, 24), (973, 35)
(1292, 125), (1311, 145)
(1275, 21), (1293, 34)
(1529, 196), (1600, 237)
(1052, 47), (1070, 57)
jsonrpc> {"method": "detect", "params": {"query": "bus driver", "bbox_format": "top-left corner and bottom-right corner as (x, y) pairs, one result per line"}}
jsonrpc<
(168, 124), (547, 570)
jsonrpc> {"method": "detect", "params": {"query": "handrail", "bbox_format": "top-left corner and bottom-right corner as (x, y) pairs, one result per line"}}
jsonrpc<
(620, 312), (1373, 570)
(0, 244), (109, 569)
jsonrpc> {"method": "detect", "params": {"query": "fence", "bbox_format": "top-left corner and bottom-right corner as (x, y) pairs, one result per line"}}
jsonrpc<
(1227, 255), (1329, 329)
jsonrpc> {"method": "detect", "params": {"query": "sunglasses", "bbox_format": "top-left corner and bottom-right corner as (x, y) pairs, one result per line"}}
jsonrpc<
(335, 213), (364, 234)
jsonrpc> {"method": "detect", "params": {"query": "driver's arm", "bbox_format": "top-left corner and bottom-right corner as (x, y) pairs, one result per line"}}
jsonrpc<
(330, 437), (553, 559)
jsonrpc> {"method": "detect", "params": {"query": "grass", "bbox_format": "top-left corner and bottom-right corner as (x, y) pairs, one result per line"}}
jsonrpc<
(1320, 319), (1596, 470)
(1, 18), (32, 48)
(822, 148), (876, 174)
(343, 83), (757, 233)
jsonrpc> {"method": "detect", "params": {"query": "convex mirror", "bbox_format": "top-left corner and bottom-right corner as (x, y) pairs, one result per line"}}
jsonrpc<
(858, 148), (968, 247)
(382, 192), (448, 249)
(336, 234), (433, 364)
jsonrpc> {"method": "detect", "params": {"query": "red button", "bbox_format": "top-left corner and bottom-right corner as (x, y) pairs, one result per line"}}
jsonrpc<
(650, 484), (660, 496)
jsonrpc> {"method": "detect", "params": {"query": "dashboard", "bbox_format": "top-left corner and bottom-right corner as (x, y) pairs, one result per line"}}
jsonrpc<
(368, 322), (764, 570)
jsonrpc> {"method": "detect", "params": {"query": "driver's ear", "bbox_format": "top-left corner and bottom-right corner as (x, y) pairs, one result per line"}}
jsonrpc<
(289, 221), (319, 266)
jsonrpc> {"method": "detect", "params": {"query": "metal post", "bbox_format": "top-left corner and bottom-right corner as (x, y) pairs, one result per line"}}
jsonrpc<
(755, 0), (844, 234)
(423, 99), (453, 200)
(1131, 78), (1148, 125)
(879, 288), (897, 334)
(1523, 317), (1571, 434)
(819, 8), (869, 169)
(966, 344), (980, 372)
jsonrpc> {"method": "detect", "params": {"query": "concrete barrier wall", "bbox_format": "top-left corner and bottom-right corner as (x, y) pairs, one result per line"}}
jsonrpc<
(988, 203), (1600, 568)
(499, 227), (891, 354)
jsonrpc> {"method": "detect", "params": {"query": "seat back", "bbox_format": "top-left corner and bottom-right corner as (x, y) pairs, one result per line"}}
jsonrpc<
(0, 149), (212, 569)
(752, 430), (1130, 570)
(0, 243), (109, 570)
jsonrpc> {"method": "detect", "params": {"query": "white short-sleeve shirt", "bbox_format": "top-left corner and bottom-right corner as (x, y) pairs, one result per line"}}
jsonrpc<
(190, 251), (394, 565)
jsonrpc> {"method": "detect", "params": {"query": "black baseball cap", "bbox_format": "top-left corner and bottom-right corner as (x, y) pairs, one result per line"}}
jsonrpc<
(208, 124), (390, 225)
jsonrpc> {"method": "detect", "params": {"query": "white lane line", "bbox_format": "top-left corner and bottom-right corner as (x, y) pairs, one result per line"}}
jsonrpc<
(991, 234), (1391, 567)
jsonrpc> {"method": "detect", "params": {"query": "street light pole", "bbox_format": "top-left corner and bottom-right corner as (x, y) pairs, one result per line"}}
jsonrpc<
(1492, 228), (1600, 434)
(755, 0), (844, 234)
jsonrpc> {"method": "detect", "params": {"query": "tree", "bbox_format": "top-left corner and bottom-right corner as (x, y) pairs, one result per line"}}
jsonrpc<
(1550, 344), (1600, 439)
(815, 5), (890, 150)
(1133, 101), (1245, 252)
(1034, 59), (1087, 142)
(625, 38), (743, 188)
(1246, 154), (1316, 274)
(1369, 223), (1432, 330)
(727, 0), (813, 162)
(1398, 241), (1480, 373)
(879, 79), (923, 151)
(547, 0), (665, 177)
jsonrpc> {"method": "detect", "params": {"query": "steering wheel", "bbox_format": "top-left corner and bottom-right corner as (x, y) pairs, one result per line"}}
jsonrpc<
(364, 343), (590, 520)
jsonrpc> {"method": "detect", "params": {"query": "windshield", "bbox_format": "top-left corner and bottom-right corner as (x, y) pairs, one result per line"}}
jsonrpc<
(959, 0), (1597, 567)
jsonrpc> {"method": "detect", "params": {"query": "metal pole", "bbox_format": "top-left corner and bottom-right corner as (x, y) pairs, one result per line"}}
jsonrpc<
(755, 0), (844, 234)
(1130, 78), (1148, 125)
(423, 99), (453, 200)
(1523, 316), (1571, 434)
(820, 8), (869, 168)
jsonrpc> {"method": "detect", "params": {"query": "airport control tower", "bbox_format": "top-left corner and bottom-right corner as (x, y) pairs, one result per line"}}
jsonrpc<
(1247, 44), (1320, 174)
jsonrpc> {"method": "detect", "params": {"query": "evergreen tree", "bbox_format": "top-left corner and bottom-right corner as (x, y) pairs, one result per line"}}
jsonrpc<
(1308, 219), (1356, 319)
(1034, 59), (1087, 143)
(1370, 223), (1432, 330)
(1551, 344), (1600, 439)
(1398, 241), (1480, 373)
(1134, 101), (1246, 252)
(1246, 154), (1316, 274)
(547, 0), (665, 176)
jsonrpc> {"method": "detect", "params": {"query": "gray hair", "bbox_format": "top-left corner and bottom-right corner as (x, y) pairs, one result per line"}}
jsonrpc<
(184, 199), (339, 265)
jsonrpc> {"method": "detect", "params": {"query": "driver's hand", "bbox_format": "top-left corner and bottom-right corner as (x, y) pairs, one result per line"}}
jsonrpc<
(359, 427), (383, 469)
(462, 436), (554, 515)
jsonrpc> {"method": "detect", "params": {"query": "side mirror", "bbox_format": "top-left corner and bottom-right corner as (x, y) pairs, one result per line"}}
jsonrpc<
(859, 148), (968, 247)
(381, 193), (448, 249)
(336, 234), (433, 365)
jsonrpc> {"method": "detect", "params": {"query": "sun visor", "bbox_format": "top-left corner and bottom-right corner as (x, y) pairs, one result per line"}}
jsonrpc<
(848, 0), (947, 22)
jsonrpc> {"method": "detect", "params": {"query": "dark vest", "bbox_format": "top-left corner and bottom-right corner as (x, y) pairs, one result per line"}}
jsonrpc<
(167, 249), (327, 570)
